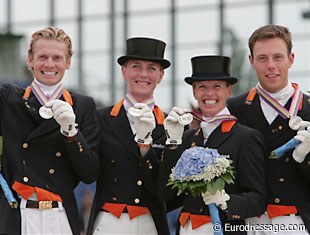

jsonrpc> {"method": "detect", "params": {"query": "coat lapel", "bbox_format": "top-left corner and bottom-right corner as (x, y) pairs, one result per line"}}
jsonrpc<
(22, 95), (42, 124)
(23, 94), (60, 141)
(240, 95), (269, 133)
(105, 106), (139, 157)
(105, 105), (166, 157)
(206, 124), (233, 149)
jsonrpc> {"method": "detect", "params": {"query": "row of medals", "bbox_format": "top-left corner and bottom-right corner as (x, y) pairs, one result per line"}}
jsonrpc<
(40, 104), (304, 129)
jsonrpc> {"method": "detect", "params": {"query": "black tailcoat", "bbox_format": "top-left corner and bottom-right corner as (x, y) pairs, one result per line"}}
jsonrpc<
(87, 104), (170, 235)
(0, 83), (100, 235)
(227, 92), (310, 231)
(158, 121), (268, 234)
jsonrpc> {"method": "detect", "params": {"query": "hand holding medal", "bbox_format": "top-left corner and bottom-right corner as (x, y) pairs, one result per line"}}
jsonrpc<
(128, 106), (144, 117)
(128, 103), (156, 145)
(129, 105), (193, 125)
(44, 100), (78, 137)
(164, 107), (193, 145)
(177, 112), (193, 125)
(289, 116), (310, 130)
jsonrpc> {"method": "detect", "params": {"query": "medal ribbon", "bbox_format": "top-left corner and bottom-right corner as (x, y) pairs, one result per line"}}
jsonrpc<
(191, 111), (237, 123)
(255, 83), (302, 119)
(125, 93), (155, 110)
(30, 80), (64, 105)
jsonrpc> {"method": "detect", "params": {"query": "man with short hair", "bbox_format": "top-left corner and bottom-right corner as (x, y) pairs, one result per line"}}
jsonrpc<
(228, 24), (310, 234)
(0, 26), (100, 235)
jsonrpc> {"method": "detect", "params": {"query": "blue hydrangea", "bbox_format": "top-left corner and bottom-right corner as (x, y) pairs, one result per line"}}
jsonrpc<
(173, 147), (222, 179)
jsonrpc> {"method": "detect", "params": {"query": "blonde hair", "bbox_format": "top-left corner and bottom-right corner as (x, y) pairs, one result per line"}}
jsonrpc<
(28, 26), (73, 57)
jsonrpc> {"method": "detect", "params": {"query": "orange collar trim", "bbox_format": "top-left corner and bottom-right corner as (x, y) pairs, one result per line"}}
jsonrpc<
(110, 99), (164, 125)
(221, 120), (236, 132)
(245, 87), (257, 105)
(22, 86), (73, 106)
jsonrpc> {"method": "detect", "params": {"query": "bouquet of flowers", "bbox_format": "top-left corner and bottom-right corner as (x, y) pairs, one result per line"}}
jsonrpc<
(167, 146), (234, 235)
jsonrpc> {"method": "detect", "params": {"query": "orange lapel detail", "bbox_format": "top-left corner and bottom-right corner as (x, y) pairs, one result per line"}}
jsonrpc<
(110, 99), (124, 117)
(221, 120), (236, 133)
(153, 105), (165, 125)
(245, 87), (256, 105)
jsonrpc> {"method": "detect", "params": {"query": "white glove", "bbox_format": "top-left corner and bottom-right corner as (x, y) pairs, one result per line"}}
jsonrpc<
(130, 103), (156, 145)
(201, 189), (230, 210)
(164, 107), (186, 145)
(292, 128), (310, 163)
(45, 99), (78, 137)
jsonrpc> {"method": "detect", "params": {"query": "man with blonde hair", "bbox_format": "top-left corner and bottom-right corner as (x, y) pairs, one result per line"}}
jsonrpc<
(0, 26), (100, 235)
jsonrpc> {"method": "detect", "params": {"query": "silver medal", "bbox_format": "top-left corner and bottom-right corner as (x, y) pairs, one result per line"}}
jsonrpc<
(128, 107), (143, 117)
(39, 106), (53, 119)
(178, 113), (193, 125)
(289, 116), (302, 130)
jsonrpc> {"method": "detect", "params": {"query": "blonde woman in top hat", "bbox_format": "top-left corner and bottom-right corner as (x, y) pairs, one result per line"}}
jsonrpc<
(87, 37), (171, 235)
(0, 26), (100, 235)
(158, 55), (268, 234)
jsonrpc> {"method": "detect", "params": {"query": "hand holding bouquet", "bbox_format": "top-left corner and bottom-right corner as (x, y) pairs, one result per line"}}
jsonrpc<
(167, 146), (234, 235)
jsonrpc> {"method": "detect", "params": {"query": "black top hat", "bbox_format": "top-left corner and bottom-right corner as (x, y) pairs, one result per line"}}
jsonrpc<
(117, 37), (171, 69)
(184, 55), (238, 85)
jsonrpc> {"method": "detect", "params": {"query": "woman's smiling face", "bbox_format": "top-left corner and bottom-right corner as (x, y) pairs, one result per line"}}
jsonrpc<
(193, 80), (232, 117)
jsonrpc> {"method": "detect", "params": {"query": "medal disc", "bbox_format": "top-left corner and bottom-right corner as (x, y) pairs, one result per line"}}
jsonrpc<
(128, 107), (143, 117)
(289, 116), (302, 130)
(178, 113), (193, 125)
(39, 106), (53, 119)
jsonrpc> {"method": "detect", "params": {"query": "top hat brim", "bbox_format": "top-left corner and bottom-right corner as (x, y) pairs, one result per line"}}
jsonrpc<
(117, 55), (171, 69)
(184, 75), (238, 85)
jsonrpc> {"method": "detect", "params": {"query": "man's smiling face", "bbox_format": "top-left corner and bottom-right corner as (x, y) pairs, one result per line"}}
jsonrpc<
(28, 38), (71, 86)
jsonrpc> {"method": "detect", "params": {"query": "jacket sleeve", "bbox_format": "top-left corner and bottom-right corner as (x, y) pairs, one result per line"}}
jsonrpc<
(227, 129), (268, 219)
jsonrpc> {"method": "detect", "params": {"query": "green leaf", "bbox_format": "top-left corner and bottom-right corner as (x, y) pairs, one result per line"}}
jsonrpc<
(207, 178), (225, 195)
(221, 172), (234, 184)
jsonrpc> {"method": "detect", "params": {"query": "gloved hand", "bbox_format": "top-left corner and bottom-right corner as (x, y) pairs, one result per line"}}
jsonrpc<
(164, 107), (186, 145)
(201, 189), (230, 211)
(292, 128), (310, 163)
(45, 99), (78, 137)
(130, 103), (156, 145)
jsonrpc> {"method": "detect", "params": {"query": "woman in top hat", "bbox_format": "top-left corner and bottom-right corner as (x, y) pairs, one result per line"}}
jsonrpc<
(158, 55), (268, 234)
(87, 37), (171, 235)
